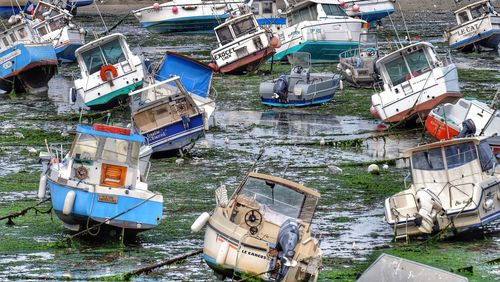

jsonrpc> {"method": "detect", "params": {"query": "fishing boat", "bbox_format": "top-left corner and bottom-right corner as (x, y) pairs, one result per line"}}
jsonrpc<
(0, 0), (94, 17)
(38, 123), (163, 236)
(341, 0), (396, 26)
(132, 0), (245, 33)
(425, 98), (499, 141)
(211, 11), (278, 75)
(260, 52), (341, 107)
(0, 19), (57, 94)
(384, 137), (500, 239)
(445, 0), (500, 52)
(29, 1), (85, 62)
(271, 0), (368, 63)
(338, 32), (380, 88)
(250, 0), (286, 26)
(370, 42), (462, 124)
(191, 170), (322, 281)
(72, 33), (145, 110)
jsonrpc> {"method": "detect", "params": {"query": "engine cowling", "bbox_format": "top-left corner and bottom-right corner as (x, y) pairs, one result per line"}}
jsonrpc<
(415, 188), (443, 233)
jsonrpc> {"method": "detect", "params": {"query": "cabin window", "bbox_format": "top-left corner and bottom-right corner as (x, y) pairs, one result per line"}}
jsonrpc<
(17, 28), (27, 39)
(130, 142), (140, 165)
(241, 178), (305, 219)
(101, 39), (126, 66)
(9, 33), (16, 43)
(216, 26), (233, 45)
(298, 7), (312, 21)
(384, 55), (411, 86)
(232, 17), (256, 38)
(251, 3), (260, 14)
(405, 49), (430, 77)
(478, 141), (497, 171)
(444, 142), (477, 169)
(309, 5), (318, 20)
(101, 138), (129, 164)
(81, 39), (125, 74)
(471, 4), (488, 19)
(81, 47), (106, 74)
(457, 11), (469, 23)
(412, 147), (445, 171)
(49, 19), (65, 32)
(72, 133), (99, 161)
(2, 37), (9, 47)
(37, 26), (48, 36)
(322, 4), (347, 17)
(262, 1), (273, 14)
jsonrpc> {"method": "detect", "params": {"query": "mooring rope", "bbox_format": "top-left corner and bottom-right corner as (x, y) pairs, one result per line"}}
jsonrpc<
(0, 197), (52, 224)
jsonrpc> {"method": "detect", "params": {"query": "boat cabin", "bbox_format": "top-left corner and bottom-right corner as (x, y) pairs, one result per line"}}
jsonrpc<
(215, 13), (260, 47)
(69, 124), (144, 189)
(285, 0), (349, 26)
(0, 22), (37, 52)
(454, 0), (498, 25)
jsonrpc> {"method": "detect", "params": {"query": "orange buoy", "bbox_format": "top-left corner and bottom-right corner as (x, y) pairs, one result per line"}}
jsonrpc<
(153, 2), (160, 10)
(99, 65), (118, 82)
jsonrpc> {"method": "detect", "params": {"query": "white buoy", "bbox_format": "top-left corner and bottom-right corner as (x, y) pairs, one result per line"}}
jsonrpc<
(38, 175), (47, 199)
(328, 165), (343, 175)
(191, 212), (210, 233)
(62, 191), (76, 215)
(368, 164), (380, 175)
(216, 241), (229, 265)
(28, 147), (37, 154)
(224, 137), (229, 144)
(319, 138), (325, 146)
(382, 164), (389, 170)
(175, 158), (184, 166)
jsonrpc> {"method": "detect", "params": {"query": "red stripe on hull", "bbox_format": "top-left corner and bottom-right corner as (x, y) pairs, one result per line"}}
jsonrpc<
(425, 114), (461, 140)
(219, 47), (275, 75)
(4, 59), (58, 79)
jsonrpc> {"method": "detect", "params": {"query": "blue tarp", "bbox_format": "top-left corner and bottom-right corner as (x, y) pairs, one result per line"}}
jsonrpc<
(155, 52), (213, 98)
(77, 125), (145, 143)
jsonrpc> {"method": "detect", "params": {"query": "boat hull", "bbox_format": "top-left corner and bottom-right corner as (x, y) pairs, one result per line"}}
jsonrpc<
(425, 113), (461, 140)
(142, 15), (229, 33)
(345, 0), (395, 25)
(84, 80), (143, 110)
(448, 15), (500, 51)
(273, 41), (359, 63)
(219, 47), (275, 75)
(55, 41), (83, 63)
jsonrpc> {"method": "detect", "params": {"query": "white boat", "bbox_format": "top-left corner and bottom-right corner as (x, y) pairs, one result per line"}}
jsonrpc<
(370, 42), (462, 124)
(71, 33), (145, 110)
(0, 0), (94, 17)
(211, 11), (277, 74)
(341, 0), (396, 26)
(250, 0), (286, 26)
(385, 137), (500, 239)
(272, 0), (368, 63)
(445, 0), (500, 52)
(132, 0), (245, 33)
(191, 172), (322, 281)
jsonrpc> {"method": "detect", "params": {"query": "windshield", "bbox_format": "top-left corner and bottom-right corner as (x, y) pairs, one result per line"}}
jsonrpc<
(412, 147), (445, 171)
(71, 133), (99, 161)
(322, 4), (347, 17)
(232, 17), (257, 38)
(241, 177), (305, 218)
(215, 25), (233, 45)
(444, 142), (477, 169)
(81, 38), (126, 74)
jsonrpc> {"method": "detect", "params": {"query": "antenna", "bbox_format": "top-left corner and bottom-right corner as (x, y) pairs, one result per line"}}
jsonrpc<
(93, 0), (108, 35)
(397, 1), (411, 42)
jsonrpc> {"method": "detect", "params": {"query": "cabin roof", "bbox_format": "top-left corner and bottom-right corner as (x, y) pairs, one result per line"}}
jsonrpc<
(376, 41), (434, 67)
(215, 13), (254, 29)
(76, 125), (145, 143)
(403, 137), (483, 158)
(454, 0), (490, 14)
(248, 172), (321, 198)
(75, 33), (125, 55)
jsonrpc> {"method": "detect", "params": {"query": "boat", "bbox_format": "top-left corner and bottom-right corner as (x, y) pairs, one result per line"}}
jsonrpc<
(0, 0), (94, 17)
(29, 1), (86, 62)
(72, 33), (145, 110)
(384, 137), (500, 239)
(358, 253), (469, 282)
(211, 10), (278, 75)
(191, 170), (323, 281)
(38, 123), (163, 236)
(132, 0), (246, 33)
(370, 42), (462, 124)
(271, 0), (368, 63)
(341, 0), (396, 26)
(445, 0), (500, 52)
(425, 98), (499, 141)
(0, 19), (57, 94)
(338, 32), (380, 88)
(260, 52), (341, 107)
(250, 0), (286, 26)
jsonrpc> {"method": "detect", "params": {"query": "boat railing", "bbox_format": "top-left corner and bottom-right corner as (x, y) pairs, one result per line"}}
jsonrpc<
(373, 80), (384, 92)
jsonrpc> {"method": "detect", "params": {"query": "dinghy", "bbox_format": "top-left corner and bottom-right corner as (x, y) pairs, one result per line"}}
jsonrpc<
(385, 137), (500, 239)
(211, 10), (277, 75)
(132, 0), (245, 33)
(370, 42), (461, 124)
(260, 52), (341, 107)
(0, 19), (57, 94)
(72, 33), (145, 110)
(38, 123), (163, 236)
(445, 0), (500, 52)
(192, 172), (322, 281)
(341, 0), (396, 26)
(271, 0), (368, 63)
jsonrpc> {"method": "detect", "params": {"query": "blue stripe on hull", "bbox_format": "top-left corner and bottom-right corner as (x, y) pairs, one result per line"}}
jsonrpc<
(261, 95), (334, 107)
(256, 18), (286, 26)
(273, 41), (359, 63)
(55, 43), (82, 63)
(450, 29), (500, 50)
(48, 179), (162, 230)
(142, 15), (229, 33)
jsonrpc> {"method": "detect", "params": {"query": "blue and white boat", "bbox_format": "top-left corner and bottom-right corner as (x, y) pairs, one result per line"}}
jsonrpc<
(342, 0), (395, 26)
(0, 0), (94, 17)
(0, 20), (57, 94)
(38, 123), (163, 236)
(130, 52), (215, 156)
(132, 0), (245, 33)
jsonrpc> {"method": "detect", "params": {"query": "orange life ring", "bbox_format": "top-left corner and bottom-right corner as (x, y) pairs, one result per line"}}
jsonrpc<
(99, 65), (118, 82)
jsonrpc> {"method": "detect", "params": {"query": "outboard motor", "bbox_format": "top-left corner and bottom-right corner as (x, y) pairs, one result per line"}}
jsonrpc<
(273, 75), (288, 103)
(276, 219), (300, 281)
(457, 119), (476, 138)
(415, 188), (443, 234)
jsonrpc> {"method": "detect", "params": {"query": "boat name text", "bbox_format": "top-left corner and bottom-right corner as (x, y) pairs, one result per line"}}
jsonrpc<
(241, 248), (269, 260)
(98, 194), (118, 204)
(214, 49), (233, 61)
(452, 22), (481, 37)
(0, 49), (21, 67)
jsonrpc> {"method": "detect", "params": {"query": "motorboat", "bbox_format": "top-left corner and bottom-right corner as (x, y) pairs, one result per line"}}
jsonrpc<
(338, 32), (380, 88)
(341, 0), (396, 26)
(38, 123), (163, 236)
(370, 42), (461, 124)
(271, 0), (368, 63)
(191, 171), (322, 281)
(71, 33), (145, 110)
(250, 0), (286, 26)
(384, 137), (500, 238)
(0, 0), (94, 17)
(132, 0), (245, 33)
(211, 10), (277, 75)
(445, 0), (500, 52)
(0, 19), (57, 94)
(260, 52), (341, 107)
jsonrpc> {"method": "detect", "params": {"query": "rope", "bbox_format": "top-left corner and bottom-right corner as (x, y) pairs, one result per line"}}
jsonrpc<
(0, 197), (52, 224)
(100, 12), (131, 36)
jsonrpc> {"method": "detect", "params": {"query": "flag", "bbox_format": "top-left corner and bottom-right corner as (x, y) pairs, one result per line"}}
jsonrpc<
(23, 1), (35, 15)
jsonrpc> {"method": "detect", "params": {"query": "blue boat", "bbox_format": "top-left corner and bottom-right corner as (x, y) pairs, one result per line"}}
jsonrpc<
(130, 52), (215, 156)
(0, 21), (57, 94)
(39, 124), (163, 237)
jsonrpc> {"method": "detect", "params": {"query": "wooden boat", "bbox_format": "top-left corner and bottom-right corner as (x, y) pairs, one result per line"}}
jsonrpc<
(260, 52), (341, 107)
(370, 42), (462, 124)
(191, 171), (322, 281)
(72, 33), (145, 110)
(0, 19), (57, 94)
(211, 11), (277, 75)
(384, 137), (500, 239)
(445, 0), (500, 52)
(341, 0), (396, 26)
(38, 124), (163, 236)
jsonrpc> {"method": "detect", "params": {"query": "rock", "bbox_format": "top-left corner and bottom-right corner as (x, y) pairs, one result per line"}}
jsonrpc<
(382, 164), (389, 170)
(27, 147), (37, 154)
(175, 158), (184, 166)
(328, 165), (343, 174)
(224, 137), (229, 144)
(14, 132), (24, 139)
(368, 164), (380, 175)
(319, 138), (326, 146)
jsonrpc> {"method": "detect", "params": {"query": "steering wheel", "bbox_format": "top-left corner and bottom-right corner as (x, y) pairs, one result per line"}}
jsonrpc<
(366, 47), (377, 56)
(244, 209), (262, 229)
(292, 65), (303, 74)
